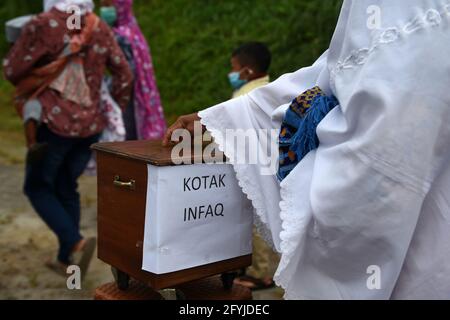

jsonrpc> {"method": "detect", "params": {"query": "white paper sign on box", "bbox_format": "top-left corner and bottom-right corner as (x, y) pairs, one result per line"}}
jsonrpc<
(142, 163), (253, 274)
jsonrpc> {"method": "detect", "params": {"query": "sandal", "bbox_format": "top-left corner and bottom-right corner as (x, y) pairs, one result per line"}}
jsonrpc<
(45, 259), (69, 277)
(234, 275), (276, 291)
(71, 237), (96, 281)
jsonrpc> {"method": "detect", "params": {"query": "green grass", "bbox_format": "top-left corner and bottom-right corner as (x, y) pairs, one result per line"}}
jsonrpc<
(0, 80), (21, 132)
(0, 0), (343, 131)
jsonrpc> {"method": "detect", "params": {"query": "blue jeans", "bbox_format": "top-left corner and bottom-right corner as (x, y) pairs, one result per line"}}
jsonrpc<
(24, 126), (99, 264)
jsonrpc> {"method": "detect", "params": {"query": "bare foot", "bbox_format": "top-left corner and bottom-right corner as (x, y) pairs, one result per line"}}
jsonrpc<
(72, 238), (86, 253)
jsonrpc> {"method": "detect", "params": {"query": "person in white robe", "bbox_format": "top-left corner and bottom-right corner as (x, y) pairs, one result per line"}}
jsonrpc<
(163, 0), (450, 299)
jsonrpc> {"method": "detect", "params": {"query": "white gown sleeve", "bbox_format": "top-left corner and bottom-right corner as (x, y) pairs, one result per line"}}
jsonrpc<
(199, 51), (330, 251)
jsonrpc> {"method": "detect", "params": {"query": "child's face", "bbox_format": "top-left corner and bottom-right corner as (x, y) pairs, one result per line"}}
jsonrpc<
(230, 56), (243, 73)
(230, 56), (252, 81)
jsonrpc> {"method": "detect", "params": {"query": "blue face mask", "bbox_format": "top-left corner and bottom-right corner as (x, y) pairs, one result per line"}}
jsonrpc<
(228, 71), (248, 90)
(100, 6), (117, 27)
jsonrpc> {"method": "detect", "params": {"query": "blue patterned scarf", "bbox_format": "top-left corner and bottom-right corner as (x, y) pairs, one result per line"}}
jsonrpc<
(278, 86), (339, 181)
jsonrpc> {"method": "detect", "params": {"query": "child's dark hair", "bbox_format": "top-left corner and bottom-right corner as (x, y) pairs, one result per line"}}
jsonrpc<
(232, 42), (272, 73)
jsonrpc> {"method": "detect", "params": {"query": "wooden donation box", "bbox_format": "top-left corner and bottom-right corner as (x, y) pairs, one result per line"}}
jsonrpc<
(92, 141), (253, 291)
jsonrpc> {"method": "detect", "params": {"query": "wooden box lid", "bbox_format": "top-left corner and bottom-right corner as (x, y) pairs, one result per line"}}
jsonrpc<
(92, 140), (225, 166)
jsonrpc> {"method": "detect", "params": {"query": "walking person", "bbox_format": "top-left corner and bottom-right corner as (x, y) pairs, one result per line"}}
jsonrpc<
(4, 0), (133, 277)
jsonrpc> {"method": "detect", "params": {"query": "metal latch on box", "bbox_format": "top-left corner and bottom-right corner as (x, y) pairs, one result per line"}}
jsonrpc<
(113, 175), (136, 190)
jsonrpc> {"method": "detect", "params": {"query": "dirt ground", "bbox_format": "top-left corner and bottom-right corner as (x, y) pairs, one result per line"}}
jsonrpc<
(0, 163), (113, 299)
(0, 135), (283, 300)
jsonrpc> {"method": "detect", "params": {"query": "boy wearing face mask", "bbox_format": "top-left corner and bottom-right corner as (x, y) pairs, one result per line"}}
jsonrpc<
(228, 42), (279, 291)
(229, 42), (271, 99)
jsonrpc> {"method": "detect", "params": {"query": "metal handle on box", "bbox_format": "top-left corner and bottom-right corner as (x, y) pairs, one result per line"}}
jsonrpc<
(113, 175), (135, 190)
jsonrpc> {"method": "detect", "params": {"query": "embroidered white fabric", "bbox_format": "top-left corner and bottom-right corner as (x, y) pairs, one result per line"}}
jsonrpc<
(200, 0), (450, 299)
(330, 5), (450, 93)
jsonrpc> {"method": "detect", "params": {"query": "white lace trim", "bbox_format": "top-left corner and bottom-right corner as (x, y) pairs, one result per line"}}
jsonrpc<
(330, 5), (450, 92)
(198, 110), (277, 251)
(273, 175), (300, 296)
(274, 159), (320, 299)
